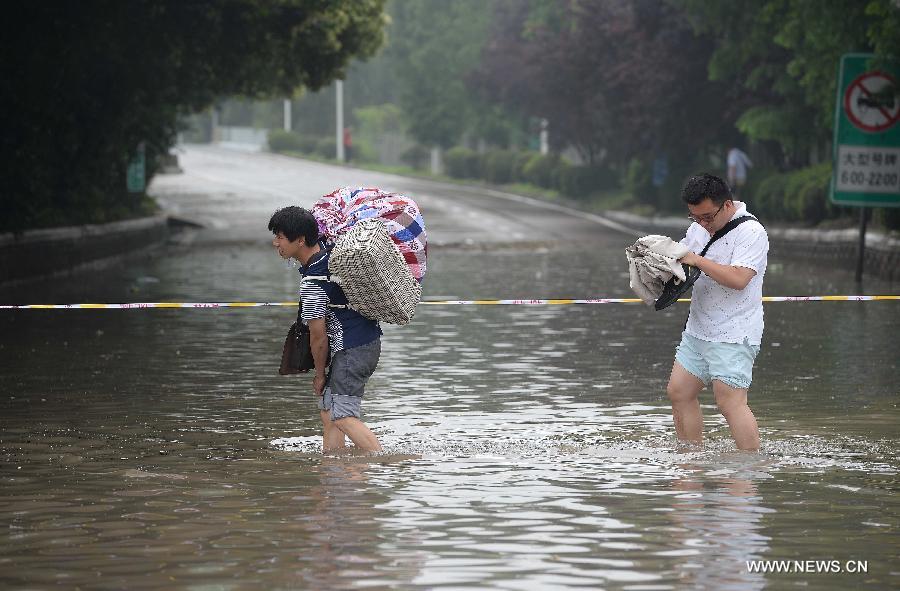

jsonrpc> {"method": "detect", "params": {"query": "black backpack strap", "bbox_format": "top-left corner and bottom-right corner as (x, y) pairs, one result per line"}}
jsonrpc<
(300, 274), (352, 310)
(699, 215), (758, 256)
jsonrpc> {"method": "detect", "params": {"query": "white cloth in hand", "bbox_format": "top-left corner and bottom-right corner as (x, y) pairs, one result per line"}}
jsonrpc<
(625, 235), (690, 305)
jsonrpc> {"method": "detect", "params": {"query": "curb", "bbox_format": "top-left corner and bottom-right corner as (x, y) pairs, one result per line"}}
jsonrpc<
(0, 215), (171, 285)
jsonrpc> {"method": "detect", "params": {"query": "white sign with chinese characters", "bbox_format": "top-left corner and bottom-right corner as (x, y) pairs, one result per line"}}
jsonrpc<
(835, 145), (900, 194)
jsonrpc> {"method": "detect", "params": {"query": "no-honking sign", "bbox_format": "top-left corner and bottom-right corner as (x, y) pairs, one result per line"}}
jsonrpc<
(832, 54), (900, 207)
(843, 71), (900, 133)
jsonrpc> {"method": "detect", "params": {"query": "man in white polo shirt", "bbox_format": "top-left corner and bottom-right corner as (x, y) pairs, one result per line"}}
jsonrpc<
(666, 173), (768, 451)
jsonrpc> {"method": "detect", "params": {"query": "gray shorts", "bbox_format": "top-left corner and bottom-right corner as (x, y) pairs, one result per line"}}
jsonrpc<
(317, 339), (381, 421)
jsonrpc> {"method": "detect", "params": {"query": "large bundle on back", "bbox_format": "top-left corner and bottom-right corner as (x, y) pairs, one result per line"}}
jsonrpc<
(312, 187), (427, 325)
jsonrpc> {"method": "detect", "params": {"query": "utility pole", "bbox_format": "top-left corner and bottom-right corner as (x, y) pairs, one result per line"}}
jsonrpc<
(539, 118), (549, 155)
(211, 106), (220, 143)
(283, 99), (292, 132)
(336, 80), (345, 162)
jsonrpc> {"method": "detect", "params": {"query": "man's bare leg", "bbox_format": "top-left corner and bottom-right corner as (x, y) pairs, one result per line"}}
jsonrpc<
(321, 410), (347, 451)
(334, 417), (382, 452)
(666, 362), (705, 445)
(713, 380), (760, 451)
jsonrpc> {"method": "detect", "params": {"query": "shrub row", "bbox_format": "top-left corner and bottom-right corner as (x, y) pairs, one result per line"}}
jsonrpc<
(443, 147), (617, 199)
(268, 130), (335, 160)
(749, 162), (838, 225)
(747, 162), (900, 230)
(269, 134), (897, 231)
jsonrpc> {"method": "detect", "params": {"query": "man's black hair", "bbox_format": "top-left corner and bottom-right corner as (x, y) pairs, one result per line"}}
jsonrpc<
(681, 173), (732, 206)
(268, 206), (319, 246)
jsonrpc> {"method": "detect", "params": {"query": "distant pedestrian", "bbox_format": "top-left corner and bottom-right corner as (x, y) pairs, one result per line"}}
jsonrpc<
(666, 173), (768, 451)
(726, 146), (752, 197)
(269, 206), (382, 452)
(343, 127), (353, 163)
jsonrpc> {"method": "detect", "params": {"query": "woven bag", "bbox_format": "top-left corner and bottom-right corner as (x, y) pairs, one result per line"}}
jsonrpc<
(330, 218), (422, 325)
(312, 187), (427, 282)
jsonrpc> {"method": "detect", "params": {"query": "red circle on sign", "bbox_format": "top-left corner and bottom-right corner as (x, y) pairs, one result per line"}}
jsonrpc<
(844, 71), (900, 133)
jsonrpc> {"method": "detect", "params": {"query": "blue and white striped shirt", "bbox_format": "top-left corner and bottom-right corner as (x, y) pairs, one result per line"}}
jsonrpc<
(299, 247), (381, 355)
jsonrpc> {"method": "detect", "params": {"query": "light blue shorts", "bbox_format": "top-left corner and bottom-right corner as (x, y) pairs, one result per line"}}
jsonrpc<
(675, 332), (760, 389)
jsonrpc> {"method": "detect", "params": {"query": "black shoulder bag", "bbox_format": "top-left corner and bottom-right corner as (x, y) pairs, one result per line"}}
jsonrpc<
(278, 300), (330, 375)
(654, 215), (758, 311)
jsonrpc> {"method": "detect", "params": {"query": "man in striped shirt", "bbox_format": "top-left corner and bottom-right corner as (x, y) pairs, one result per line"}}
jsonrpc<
(270, 206), (383, 452)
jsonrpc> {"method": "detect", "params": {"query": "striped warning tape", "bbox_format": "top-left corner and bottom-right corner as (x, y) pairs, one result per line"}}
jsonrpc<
(0, 296), (897, 310)
(423, 295), (900, 304)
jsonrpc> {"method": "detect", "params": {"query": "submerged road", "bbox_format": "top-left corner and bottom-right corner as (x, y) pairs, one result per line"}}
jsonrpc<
(151, 144), (640, 248)
(1, 144), (898, 590)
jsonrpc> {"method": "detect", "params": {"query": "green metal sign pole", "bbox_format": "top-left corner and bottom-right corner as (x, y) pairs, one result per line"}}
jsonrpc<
(831, 54), (900, 280)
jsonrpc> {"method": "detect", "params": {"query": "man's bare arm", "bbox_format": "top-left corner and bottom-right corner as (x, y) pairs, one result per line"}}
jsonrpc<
(680, 252), (756, 291)
(308, 318), (328, 395)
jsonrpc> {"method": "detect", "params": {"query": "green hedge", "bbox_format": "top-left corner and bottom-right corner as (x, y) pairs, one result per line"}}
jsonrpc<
(401, 144), (431, 170)
(750, 162), (835, 224)
(268, 130), (321, 155)
(445, 147), (481, 179)
(521, 153), (561, 189)
(268, 130), (303, 152)
(482, 150), (518, 184)
(443, 147), (619, 199)
(558, 162), (618, 199)
(315, 137), (336, 159)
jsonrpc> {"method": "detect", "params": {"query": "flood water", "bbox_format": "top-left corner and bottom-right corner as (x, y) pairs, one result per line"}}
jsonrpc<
(1, 147), (898, 589)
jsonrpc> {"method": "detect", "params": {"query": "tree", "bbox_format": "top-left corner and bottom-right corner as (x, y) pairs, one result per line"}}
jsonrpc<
(286, 0), (525, 150)
(386, 0), (497, 148)
(677, 0), (900, 166)
(866, 0), (900, 63)
(0, 0), (387, 233)
(474, 0), (729, 171)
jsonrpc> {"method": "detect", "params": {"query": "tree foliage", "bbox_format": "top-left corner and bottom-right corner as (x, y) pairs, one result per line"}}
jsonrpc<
(676, 0), (899, 164)
(465, 0), (900, 215)
(386, 0), (504, 148)
(1, 0), (386, 233)
(7, 0), (899, 231)
(473, 0), (730, 169)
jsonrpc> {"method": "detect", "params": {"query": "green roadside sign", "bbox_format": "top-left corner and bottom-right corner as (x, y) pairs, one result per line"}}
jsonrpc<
(127, 143), (146, 193)
(831, 54), (900, 207)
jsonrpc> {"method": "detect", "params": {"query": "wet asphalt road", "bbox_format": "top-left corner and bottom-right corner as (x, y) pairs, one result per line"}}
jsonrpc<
(0, 145), (897, 590)
(152, 145), (641, 247)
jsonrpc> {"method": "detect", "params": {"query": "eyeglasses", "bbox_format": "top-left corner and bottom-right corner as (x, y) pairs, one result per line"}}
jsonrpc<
(688, 202), (726, 224)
